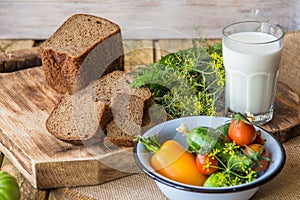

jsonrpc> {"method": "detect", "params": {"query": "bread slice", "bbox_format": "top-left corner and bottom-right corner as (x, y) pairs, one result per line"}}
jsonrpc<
(111, 94), (145, 132)
(105, 77), (152, 147)
(83, 70), (124, 103)
(46, 92), (109, 145)
(46, 70), (152, 146)
(104, 121), (136, 147)
(104, 94), (147, 147)
(114, 73), (152, 102)
(40, 14), (124, 94)
(46, 70), (124, 145)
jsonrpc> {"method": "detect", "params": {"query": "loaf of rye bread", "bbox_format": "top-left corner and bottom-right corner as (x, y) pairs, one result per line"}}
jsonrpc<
(40, 14), (124, 94)
(46, 70), (152, 145)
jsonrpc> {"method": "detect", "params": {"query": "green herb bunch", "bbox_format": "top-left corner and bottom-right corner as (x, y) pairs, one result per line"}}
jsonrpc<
(204, 142), (257, 187)
(131, 40), (225, 119)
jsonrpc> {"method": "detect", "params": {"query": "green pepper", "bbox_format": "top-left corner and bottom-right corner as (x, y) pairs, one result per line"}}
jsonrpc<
(186, 126), (230, 155)
(0, 171), (20, 200)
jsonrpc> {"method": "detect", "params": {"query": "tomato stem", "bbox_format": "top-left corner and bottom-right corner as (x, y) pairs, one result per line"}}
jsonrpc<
(233, 112), (253, 126)
(242, 144), (271, 171)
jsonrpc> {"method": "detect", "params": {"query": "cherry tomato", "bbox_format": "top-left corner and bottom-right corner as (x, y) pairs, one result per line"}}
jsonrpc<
(244, 144), (270, 173)
(196, 154), (218, 175)
(228, 113), (256, 146)
(254, 130), (266, 145)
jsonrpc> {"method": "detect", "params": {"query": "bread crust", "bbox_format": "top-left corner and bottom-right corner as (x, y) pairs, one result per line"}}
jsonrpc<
(40, 14), (124, 94)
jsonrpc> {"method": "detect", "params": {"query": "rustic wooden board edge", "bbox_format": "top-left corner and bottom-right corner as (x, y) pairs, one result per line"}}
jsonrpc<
(33, 146), (136, 189)
(0, 127), (138, 190)
(0, 135), (34, 186)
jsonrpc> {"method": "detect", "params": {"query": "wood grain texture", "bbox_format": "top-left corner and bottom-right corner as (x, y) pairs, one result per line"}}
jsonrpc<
(123, 40), (154, 71)
(261, 82), (300, 142)
(0, 67), (137, 189)
(0, 46), (41, 72)
(154, 39), (194, 61)
(0, 40), (35, 52)
(0, 0), (299, 39)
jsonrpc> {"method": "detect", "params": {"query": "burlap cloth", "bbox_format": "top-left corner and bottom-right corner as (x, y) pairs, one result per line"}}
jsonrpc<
(59, 134), (299, 200)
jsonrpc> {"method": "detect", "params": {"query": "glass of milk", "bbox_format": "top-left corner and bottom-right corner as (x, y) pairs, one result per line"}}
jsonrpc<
(222, 21), (284, 125)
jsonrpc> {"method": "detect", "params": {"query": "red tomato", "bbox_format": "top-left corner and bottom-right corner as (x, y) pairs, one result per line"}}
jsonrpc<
(254, 130), (266, 145)
(244, 144), (270, 173)
(196, 154), (218, 175)
(228, 113), (257, 146)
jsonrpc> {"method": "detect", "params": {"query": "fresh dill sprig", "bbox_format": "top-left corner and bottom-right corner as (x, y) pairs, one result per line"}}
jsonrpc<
(131, 39), (225, 119)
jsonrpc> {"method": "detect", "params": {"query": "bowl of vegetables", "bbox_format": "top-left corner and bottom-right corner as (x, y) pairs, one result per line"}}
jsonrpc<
(134, 115), (285, 200)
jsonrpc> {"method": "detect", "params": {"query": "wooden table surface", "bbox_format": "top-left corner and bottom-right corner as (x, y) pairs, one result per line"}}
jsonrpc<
(1, 0), (300, 40)
(0, 34), (299, 199)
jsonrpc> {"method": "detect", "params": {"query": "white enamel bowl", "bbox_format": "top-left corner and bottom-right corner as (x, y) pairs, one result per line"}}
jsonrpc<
(134, 116), (285, 200)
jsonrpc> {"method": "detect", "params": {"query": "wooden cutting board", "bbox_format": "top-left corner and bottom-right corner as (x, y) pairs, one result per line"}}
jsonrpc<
(0, 66), (138, 189)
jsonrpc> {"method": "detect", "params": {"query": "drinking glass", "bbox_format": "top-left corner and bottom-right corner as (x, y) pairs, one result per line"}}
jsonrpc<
(222, 21), (284, 125)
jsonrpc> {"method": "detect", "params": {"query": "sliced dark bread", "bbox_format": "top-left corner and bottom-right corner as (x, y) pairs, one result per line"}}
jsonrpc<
(46, 70), (124, 145)
(40, 14), (124, 94)
(110, 94), (145, 133)
(105, 76), (152, 147)
(83, 70), (124, 103)
(104, 121), (136, 147)
(46, 92), (109, 145)
(114, 73), (152, 102)
(46, 70), (151, 146)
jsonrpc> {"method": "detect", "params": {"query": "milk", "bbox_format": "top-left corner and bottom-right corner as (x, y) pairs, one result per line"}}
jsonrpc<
(223, 32), (282, 115)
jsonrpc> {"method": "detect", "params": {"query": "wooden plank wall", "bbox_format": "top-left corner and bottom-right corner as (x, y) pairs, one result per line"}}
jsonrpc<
(1, 0), (299, 39)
